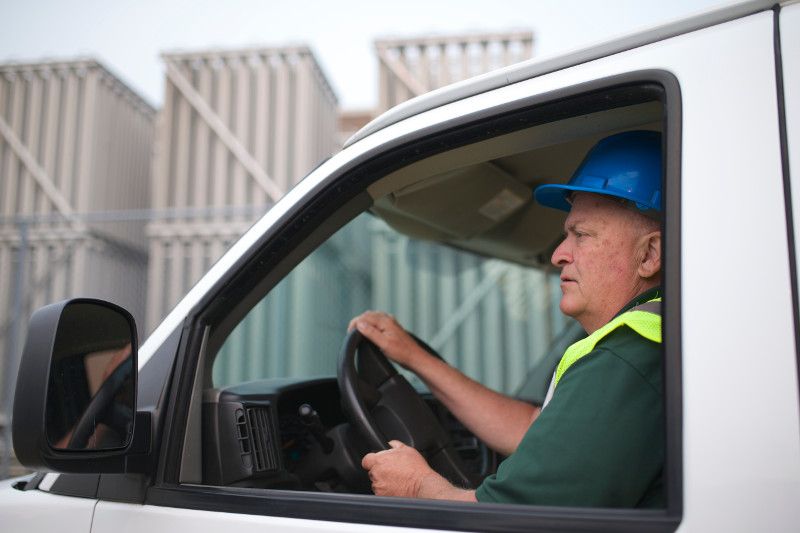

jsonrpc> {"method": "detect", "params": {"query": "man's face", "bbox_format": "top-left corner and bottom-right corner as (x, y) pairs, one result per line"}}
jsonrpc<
(550, 193), (652, 332)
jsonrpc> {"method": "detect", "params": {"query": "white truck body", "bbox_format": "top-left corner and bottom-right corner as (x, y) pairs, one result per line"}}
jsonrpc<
(2, 2), (799, 532)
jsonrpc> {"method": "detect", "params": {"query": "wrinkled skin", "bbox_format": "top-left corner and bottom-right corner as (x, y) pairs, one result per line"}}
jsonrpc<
(347, 313), (424, 368)
(552, 193), (661, 333)
(361, 440), (475, 501)
(361, 440), (434, 497)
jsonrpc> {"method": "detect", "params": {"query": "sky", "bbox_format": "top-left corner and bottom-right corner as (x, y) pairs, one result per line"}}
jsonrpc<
(0, 0), (744, 110)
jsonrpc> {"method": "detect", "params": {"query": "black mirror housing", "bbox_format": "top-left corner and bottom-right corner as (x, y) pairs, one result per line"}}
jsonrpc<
(12, 298), (143, 473)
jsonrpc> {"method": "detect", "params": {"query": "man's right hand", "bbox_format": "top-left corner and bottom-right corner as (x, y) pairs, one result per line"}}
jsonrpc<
(347, 311), (428, 369)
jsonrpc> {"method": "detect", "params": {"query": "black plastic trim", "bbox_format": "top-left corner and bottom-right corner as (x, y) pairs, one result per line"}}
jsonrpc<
(154, 70), (683, 532)
(156, 323), (204, 485)
(772, 5), (800, 422)
(48, 473), (99, 499)
(132, 323), (183, 484)
(97, 473), (150, 503)
(22, 472), (47, 491)
(148, 485), (675, 533)
(138, 324), (184, 410)
(659, 68), (684, 521)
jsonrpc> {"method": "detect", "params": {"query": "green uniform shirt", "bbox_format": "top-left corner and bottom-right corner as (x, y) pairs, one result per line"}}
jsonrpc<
(475, 288), (664, 507)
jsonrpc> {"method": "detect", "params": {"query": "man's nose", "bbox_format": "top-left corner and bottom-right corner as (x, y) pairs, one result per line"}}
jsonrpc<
(551, 237), (570, 267)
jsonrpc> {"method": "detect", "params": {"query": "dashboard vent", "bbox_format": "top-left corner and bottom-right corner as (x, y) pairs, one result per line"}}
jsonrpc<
(244, 406), (279, 472)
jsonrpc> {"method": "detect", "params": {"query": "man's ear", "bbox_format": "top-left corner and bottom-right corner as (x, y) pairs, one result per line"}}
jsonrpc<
(637, 231), (661, 279)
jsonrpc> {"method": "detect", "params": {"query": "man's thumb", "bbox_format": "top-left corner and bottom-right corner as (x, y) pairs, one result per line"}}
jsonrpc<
(388, 440), (406, 449)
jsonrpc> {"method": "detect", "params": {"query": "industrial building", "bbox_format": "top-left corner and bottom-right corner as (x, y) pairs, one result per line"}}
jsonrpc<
(375, 31), (533, 112)
(147, 46), (339, 332)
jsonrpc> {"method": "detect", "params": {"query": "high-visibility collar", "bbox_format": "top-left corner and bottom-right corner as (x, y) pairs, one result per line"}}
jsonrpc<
(552, 297), (662, 390)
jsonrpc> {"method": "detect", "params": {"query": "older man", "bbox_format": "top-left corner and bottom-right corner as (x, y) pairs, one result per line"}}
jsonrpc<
(352, 130), (664, 507)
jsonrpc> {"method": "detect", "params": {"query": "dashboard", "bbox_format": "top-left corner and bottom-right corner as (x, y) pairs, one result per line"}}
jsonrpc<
(202, 377), (495, 492)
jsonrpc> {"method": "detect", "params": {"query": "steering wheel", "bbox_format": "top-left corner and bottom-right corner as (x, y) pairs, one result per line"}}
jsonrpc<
(68, 357), (133, 449)
(338, 330), (476, 488)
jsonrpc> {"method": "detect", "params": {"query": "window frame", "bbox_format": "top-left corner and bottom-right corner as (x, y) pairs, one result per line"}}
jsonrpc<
(149, 69), (683, 533)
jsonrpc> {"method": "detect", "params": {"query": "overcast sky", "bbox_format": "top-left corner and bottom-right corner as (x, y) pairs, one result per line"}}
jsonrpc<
(1, 0), (743, 110)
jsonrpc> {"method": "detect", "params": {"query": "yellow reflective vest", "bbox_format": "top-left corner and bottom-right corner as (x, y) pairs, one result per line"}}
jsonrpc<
(552, 298), (662, 390)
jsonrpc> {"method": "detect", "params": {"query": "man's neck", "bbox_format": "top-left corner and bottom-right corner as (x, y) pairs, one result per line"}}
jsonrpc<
(578, 285), (661, 334)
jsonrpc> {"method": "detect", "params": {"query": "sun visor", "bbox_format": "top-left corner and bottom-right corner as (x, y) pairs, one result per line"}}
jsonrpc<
(388, 162), (531, 240)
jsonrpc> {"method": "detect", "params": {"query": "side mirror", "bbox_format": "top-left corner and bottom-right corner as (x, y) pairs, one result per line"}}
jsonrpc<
(13, 299), (140, 472)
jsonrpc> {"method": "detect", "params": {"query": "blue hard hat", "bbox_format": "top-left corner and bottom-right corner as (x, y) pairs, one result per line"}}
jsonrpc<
(534, 130), (662, 213)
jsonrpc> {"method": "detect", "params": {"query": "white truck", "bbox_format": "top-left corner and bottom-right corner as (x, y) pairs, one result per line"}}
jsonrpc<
(2, 1), (799, 531)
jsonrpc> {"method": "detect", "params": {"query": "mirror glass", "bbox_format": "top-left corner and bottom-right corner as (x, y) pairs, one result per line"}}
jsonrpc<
(46, 302), (135, 450)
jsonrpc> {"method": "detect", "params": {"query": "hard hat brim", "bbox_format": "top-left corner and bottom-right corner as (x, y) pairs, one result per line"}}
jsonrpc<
(534, 183), (599, 212)
(534, 183), (660, 213)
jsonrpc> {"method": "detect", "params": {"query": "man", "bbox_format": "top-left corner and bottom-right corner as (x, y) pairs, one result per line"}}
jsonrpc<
(351, 130), (664, 507)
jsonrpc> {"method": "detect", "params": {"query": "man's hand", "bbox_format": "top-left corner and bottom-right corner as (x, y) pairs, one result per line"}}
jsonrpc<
(361, 440), (435, 497)
(361, 441), (477, 502)
(348, 311), (428, 368)
(348, 310), (537, 457)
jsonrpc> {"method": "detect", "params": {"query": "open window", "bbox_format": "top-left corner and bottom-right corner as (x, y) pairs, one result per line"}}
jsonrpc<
(199, 210), (578, 490)
(156, 72), (681, 533)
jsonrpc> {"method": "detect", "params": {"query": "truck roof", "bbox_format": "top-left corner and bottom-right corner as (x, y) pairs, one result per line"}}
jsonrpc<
(344, 0), (776, 148)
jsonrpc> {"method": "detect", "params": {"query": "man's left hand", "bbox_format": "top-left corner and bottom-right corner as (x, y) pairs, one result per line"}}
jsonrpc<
(362, 440), (435, 497)
(361, 440), (478, 502)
